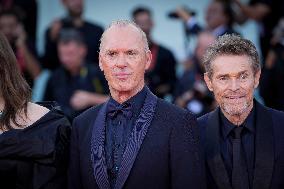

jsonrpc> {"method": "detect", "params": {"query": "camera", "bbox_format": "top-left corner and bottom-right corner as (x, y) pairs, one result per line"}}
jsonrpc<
(168, 6), (196, 19)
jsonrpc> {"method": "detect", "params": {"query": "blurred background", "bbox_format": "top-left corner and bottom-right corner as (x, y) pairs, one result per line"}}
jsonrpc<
(37, 0), (259, 61)
(1, 0), (283, 121)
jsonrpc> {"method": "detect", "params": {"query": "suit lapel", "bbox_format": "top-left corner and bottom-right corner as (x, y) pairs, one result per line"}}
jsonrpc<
(252, 101), (274, 189)
(115, 89), (158, 189)
(205, 108), (232, 189)
(90, 102), (111, 189)
(206, 101), (275, 189)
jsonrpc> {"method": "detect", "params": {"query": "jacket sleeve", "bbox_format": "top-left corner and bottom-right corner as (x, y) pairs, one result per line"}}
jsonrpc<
(170, 112), (207, 189)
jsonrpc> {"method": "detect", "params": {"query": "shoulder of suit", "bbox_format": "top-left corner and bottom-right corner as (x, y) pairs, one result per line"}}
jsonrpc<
(156, 98), (195, 119)
(196, 111), (212, 132)
(265, 106), (284, 123)
(197, 112), (210, 123)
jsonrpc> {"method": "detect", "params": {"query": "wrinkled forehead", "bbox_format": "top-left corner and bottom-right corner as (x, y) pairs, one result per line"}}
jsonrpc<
(100, 25), (145, 51)
(211, 55), (254, 75)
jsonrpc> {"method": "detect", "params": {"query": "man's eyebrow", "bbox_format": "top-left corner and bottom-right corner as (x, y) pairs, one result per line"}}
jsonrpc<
(216, 73), (229, 78)
(126, 49), (139, 52)
(104, 48), (140, 52)
(104, 49), (117, 53)
(235, 71), (249, 77)
(216, 71), (249, 77)
(238, 71), (248, 75)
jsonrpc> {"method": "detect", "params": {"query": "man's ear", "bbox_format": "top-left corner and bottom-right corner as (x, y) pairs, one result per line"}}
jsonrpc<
(254, 69), (261, 89)
(99, 54), (103, 71)
(204, 72), (213, 92)
(145, 50), (152, 70)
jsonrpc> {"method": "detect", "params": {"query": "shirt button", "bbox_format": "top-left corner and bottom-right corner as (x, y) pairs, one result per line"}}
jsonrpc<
(115, 166), (119, 171)
(118, 121), (121, 125)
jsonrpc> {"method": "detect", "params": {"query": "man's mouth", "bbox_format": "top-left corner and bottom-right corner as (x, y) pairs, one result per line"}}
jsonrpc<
(224, 95), (245, 100)
(115, 73), (131, 80)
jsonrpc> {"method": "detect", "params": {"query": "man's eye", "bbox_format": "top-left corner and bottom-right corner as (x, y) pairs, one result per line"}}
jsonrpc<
(218, 76), (228, 81)
(127, 51), (137, 56)
(240, 73), (248, 80)
(106, 52), (117, 57)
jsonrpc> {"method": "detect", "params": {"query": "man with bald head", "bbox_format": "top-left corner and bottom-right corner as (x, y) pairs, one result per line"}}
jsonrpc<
(68, 20), (205, 189)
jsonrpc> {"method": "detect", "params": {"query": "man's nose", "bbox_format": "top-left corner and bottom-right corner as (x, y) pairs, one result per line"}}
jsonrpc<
(228, 78), (240, 91)
(115, 54), (127, 67)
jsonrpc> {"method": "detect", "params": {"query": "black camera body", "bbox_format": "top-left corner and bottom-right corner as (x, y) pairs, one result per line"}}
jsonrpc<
(168, 7), (196, 19)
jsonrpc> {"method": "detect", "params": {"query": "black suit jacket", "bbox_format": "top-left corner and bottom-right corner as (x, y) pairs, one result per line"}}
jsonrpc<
(68, 90), (206, 189)
(198, 101), (284, 189)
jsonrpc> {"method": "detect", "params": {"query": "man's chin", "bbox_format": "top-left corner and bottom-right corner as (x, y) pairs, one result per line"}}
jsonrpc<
(112, 85), (132, 93)
(222, 104), (249, 116)
(224, 109), (243, 116)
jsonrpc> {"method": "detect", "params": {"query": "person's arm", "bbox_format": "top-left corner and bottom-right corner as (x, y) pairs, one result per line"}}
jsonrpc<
(175, 7), (202, 35)
(264, 49), (277, 69)
(70, 90), (109, 111)
(175, 7), (192, 22)
(170, 112), (206, 188)
(233, 0), (271, 21)
(16, 24), (41, 79)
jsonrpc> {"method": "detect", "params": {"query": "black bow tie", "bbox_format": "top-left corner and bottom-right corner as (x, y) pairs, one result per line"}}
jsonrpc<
(107, 101), (132, 119)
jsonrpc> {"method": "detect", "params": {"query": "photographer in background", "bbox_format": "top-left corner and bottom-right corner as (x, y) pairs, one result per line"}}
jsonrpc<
(42, 0), (103, 70)
(44, 29), (109, 121)
(171, 0), (238, 37)
(232, 0), (284, 59)
(132, 6), (177, 99)
(174, 32), (216, 116)
(0, 9), (41, 87)
(0, 0), (37, 47)
(259, 17), (284, 111)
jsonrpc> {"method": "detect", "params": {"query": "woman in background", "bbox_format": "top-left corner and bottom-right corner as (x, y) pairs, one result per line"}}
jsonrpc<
(0, 32), (70, 189)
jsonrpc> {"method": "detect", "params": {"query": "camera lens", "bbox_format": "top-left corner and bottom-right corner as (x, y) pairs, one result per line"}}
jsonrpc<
(167, 7), (196, 19)
(168, 12), (179, 19)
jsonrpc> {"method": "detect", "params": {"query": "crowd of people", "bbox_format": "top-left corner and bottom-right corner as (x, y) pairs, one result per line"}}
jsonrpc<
(0, 0), (284, 188)
(1, 0), (283, 119)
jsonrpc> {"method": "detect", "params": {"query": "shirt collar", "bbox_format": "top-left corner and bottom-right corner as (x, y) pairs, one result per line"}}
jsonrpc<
(220, 104), (255, 139)
(108, 86), (147, 118)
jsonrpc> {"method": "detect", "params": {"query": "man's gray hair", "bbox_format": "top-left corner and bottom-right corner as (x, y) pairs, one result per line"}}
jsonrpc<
(99, 20), (150, 52)
(202, 34), (261, 78)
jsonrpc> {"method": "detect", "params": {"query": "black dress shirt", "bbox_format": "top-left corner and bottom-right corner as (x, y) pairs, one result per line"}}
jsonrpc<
(220, 106), (256, 188)
(105, 86), (147, 188)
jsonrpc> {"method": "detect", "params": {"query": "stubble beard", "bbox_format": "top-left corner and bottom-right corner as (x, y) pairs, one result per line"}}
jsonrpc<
(221, 98), (252, 117)
(220, 99), (254, 125)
